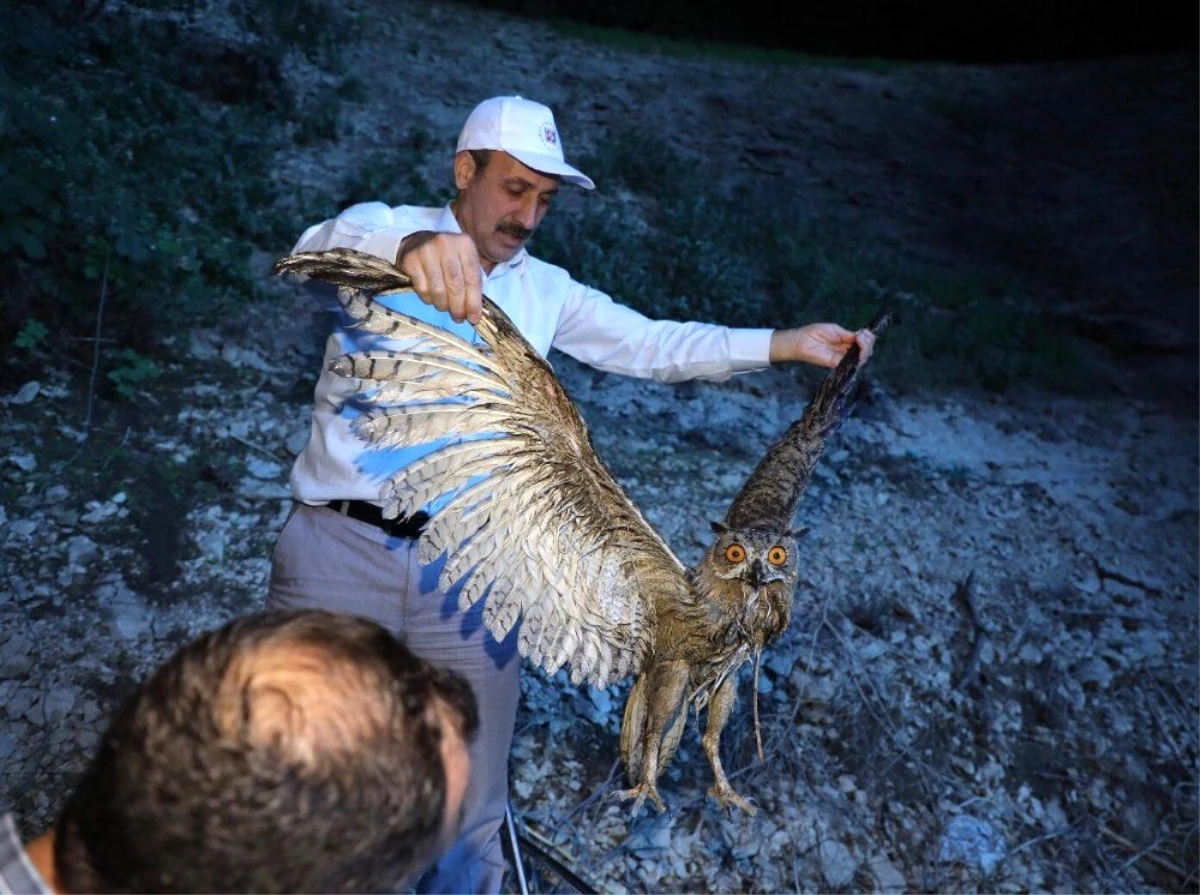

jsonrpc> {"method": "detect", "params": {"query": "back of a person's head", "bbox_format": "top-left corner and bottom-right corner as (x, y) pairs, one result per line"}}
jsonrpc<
(52, 609), (477, 894)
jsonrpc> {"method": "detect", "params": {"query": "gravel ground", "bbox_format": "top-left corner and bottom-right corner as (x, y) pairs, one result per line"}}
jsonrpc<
(1, 2), (1196, 892)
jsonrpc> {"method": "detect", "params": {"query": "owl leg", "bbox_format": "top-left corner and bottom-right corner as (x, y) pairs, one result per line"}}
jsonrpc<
(613, 660), (689, 816)
(703, 674), (757, 815)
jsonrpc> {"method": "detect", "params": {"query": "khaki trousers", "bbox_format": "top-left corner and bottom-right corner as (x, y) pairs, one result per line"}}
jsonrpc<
(266, 503), (521, 895)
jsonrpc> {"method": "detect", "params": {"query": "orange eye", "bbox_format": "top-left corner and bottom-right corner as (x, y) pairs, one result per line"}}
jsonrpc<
(724, 543), (746, 564)
(767, 546), (788, 566)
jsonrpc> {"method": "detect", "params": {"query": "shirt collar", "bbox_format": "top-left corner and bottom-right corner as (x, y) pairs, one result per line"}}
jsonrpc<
(437, 204), (527, 279)
(0, 814), (52, 895)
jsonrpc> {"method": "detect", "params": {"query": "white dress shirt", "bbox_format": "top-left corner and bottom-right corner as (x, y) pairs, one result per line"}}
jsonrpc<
(287, 202), (774, 505)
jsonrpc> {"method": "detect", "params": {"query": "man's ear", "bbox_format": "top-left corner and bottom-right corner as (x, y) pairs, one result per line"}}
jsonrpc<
(454, 151), (476, 191)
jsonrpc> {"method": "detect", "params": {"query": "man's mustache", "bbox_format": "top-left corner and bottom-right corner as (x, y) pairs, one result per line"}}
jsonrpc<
(497, 223), (532, 241)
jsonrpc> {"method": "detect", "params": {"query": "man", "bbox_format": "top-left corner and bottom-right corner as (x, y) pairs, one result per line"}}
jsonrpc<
(0, 609), (477, 894)
(268, 95), (876, 894)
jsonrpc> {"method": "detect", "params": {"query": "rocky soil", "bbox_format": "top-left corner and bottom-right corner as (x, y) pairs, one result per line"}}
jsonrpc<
(1, 1), (1196, 893)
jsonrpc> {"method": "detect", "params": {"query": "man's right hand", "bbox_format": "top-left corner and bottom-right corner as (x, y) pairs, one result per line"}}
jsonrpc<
(396, 231), (484, 324)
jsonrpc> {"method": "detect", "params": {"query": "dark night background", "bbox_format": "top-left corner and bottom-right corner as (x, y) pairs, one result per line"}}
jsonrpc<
(463, 0), (1196, 62)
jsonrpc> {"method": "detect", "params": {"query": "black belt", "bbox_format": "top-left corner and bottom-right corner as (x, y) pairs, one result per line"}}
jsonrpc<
(327, 500), (428, 539)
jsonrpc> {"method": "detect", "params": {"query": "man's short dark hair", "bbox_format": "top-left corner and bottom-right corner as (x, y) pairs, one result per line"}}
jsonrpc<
(53, 609), (478, 894)
(468, 148), (493, 177)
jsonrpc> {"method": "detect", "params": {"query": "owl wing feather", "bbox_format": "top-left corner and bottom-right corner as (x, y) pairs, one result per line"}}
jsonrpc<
(275, 248), (692, 688)
(724, 309), (897, 531)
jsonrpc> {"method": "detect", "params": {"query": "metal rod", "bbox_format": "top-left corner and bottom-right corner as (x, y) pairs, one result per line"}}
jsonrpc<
(505, 802), (530, 895)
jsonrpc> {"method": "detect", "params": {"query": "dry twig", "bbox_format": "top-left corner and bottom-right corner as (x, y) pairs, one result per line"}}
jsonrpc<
(1099, 824), (1190, 882)
(951, 571), (987, 692)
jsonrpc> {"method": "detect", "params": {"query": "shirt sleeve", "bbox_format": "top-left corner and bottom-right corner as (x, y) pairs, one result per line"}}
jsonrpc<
(551, 280), (774, 383)
(289, 203), (435, 312)
(291, 202), (424, 263)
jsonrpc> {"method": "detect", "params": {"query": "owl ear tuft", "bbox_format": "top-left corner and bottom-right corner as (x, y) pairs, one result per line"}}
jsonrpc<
(710, 520), (728, 535)
(788, 526), (810, 540)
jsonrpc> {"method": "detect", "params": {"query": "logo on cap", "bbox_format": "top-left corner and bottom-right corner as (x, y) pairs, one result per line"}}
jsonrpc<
(539, 121), (558, 149)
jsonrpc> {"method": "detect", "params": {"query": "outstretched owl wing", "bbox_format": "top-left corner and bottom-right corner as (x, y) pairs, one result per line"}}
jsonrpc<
(724, 309), (896, 531)
(275, 248), (692, 688)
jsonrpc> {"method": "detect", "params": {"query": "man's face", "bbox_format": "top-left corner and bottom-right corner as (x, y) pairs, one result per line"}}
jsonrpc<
(452, 151), (560, 271)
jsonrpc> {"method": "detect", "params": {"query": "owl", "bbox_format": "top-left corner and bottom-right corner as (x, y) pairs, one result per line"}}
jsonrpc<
(274, 248), (893, 815)
(617, 523), (803, 815)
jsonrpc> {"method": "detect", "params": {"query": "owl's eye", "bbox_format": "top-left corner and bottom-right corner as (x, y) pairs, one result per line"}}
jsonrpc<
(724, 543), (746, 564)
(767, 546), (788, 566)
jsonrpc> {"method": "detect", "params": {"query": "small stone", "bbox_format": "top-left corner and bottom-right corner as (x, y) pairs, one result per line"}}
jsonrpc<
(5, 689), (38, 723)
(188, 330), (220, 360)
(938, 815), (1007, 876)
(246, 457), (283, 480)
(67, 535), (98, 567)
(818, 839), (857, 888)
(198, 531), (226, 562)
(42, 686), (77, 725)
(287, 428), (311, 456)
(112, 598), (151, 641)
(74, 728), (101, 755)
(627, 816), (673, 855)
(588, 686), (613, 716)
(9, 381), (40, 404)
(223, 345), (273, 372)
(868, 854), (907, 894)
(1102, 577), (1144, 604)
(0, 635), (33, 679)
(25, 696), (47, 727)
(237, 479), (292, 500)
(7, 452), (37, 473)
(1076, 656), (1113, 687)
(80, 501), (117, 524)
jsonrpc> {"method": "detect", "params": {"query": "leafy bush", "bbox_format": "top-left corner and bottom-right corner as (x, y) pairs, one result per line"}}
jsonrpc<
(535, 127), (1092, 393)
(338, 128), (454, 212)
(0, 0), (351, 390)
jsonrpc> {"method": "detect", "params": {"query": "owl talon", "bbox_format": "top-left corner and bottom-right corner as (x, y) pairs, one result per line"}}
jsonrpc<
(613, 782), (666, 816)
(707, 783), (758, 816)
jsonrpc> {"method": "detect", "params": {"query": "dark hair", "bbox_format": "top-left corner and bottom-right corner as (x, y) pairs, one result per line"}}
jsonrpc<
(468, 148), (493, 178)
(54, 609), (478, 894)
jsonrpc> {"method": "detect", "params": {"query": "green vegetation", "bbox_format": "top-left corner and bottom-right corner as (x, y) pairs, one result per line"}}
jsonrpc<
(1, 1), (1093, 404)
(0, 0), (356, 392)
(536, 128), (1093, 393)
(337, 132), (455, 212)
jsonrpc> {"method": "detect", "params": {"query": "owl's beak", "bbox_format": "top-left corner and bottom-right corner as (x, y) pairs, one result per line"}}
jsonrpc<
(747, 559), (768, 590)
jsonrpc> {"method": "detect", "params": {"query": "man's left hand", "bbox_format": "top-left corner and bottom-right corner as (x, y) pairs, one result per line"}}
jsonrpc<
(769, 324), (876, 369)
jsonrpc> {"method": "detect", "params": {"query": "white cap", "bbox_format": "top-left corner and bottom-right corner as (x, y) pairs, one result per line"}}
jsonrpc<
(456, 96), (595, 190)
